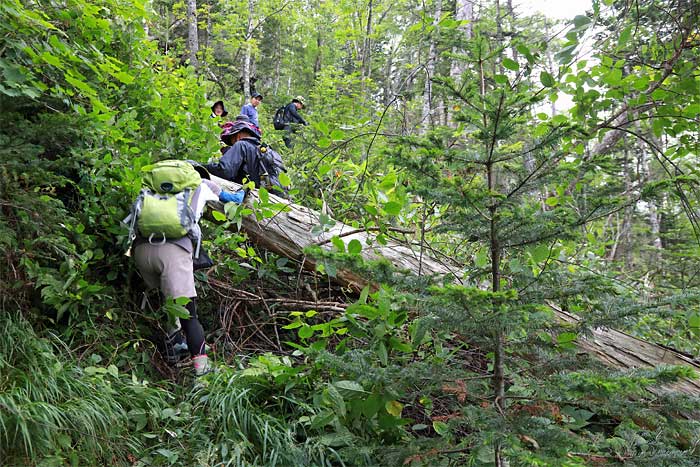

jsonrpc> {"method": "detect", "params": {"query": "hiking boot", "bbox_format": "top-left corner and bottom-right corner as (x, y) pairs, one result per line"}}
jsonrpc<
(164, 329), (189, 365)
(192, 354), (212, 376)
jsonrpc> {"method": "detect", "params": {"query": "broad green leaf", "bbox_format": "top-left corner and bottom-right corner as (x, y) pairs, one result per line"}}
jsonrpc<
(552, 114), (569, 125)
(359, 286), (369, 304)
(475, 249), (489, 268)
(557, 332), (577, 344)
(65, 74), (95, 96)
(573, 15), (592, 29)
(618, 25), (632, 46)
(385, 400), (403, 417)
(279, 172), (291, 187)
(380, 172), (397, 190)
(347, 239), (362, 255)
(689, 313), (700, 329)
(531, 244), (550, 263)
(212, 210), (226, 221)
(310, 411), (336, 429)
(503, 58), (519, 71)
(258, 187), (269, 203)
(432, 421), (449, 435)
(410, 318), (429, 347)
(318, 137), (331, 148)
(516, 44), (531, 57)
(331, 235), (346, 253)
(298, 325), (314, 339)
(333, 380), (366, 398)
(361, 394), (383, 418)
(326, 384), (346, 417)
(330, 129), (345, 140)
(282, 320), (302, 329)
(41, 51), (63, 68)
(602, 68), (622, 86)
(377, 341), (388, 365)
(113, 71), (134, 84)
(383, 201), (402, 215)
(390, 337), (412, 353)
(540, 71), (555, 87)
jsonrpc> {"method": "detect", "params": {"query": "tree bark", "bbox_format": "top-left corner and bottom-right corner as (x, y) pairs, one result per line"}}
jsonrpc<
(449, 0), (473, 80)
(242, 0), (255, 99)
(186, 0), (199, 68)
(361, 0), (373, 81)
(206, 174), (700, 397)
(273, 22), (281, 96)
(421, 0), (442, 133)
(314, 31), (323, 80)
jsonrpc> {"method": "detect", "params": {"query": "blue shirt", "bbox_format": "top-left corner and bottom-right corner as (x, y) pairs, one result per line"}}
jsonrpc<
(240, 103), (259, 128)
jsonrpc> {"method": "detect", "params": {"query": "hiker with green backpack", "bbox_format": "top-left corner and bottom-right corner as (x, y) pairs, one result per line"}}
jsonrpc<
(123, 160), (245, 376)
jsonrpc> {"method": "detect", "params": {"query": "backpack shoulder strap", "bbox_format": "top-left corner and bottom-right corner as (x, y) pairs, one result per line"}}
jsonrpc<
(122, 189), (148, 256)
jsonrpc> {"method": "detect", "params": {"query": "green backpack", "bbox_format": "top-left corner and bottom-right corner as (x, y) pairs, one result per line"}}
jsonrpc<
(123, 160), (203, 256)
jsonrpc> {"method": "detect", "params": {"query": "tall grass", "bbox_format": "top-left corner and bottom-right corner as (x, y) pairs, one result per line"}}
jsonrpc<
(0, 312), (170, 466)
(186, 368), (346, 467)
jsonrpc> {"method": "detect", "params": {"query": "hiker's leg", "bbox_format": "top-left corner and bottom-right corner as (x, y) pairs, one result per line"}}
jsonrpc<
(180, 297), (206, 356)
(133, 243), (161, 291)
(181, 297), (211, 375)
(283, 124), (293, 148)
(157, 243), (197, 299)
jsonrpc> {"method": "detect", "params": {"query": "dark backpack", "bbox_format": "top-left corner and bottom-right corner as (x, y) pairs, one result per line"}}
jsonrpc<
(255, 144), (288, 198)
(273, 106), (286, 130)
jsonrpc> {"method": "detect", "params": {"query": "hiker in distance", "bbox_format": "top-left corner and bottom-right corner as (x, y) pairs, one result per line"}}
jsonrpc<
(276, 95), (308, 149)
(240, 92), (263, 133)
(210, 100), (228, 126)
(123, 160), (245, 376)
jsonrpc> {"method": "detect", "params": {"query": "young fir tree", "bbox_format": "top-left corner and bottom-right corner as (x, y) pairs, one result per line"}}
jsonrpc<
(383, 7), (700, 465)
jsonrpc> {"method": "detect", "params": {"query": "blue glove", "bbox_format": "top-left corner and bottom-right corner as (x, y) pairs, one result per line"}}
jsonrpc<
(219, 190), (245, 204)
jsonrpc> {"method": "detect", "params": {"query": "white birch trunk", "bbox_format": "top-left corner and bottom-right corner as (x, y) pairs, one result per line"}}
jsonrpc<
(242, 0), (255, 99)
(186, 0), (199, 68)
(421, 0), (442, 133)
(449, 0), (473, 80)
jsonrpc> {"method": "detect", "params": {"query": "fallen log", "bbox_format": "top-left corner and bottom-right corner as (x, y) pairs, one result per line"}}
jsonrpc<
(209, 175), (700, 396)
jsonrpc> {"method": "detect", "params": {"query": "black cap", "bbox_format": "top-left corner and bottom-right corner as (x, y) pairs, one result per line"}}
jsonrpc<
(251, 92), (263, 99)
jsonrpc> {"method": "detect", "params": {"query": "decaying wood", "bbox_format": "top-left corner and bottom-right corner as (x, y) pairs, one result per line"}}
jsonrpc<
(209, 175), (700, 396)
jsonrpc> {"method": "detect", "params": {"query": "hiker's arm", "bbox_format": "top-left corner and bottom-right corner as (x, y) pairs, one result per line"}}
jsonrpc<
(287, 106), (307, 125)
(203, 171), (245, 204)
(201, 178), (222, 196)
(205, 146), (243, 181)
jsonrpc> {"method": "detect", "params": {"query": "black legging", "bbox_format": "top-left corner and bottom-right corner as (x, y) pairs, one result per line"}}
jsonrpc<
(181, 298), (206, 356)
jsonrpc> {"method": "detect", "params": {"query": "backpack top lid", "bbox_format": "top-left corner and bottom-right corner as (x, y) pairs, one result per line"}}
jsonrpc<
(141, 160), (202, 194)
